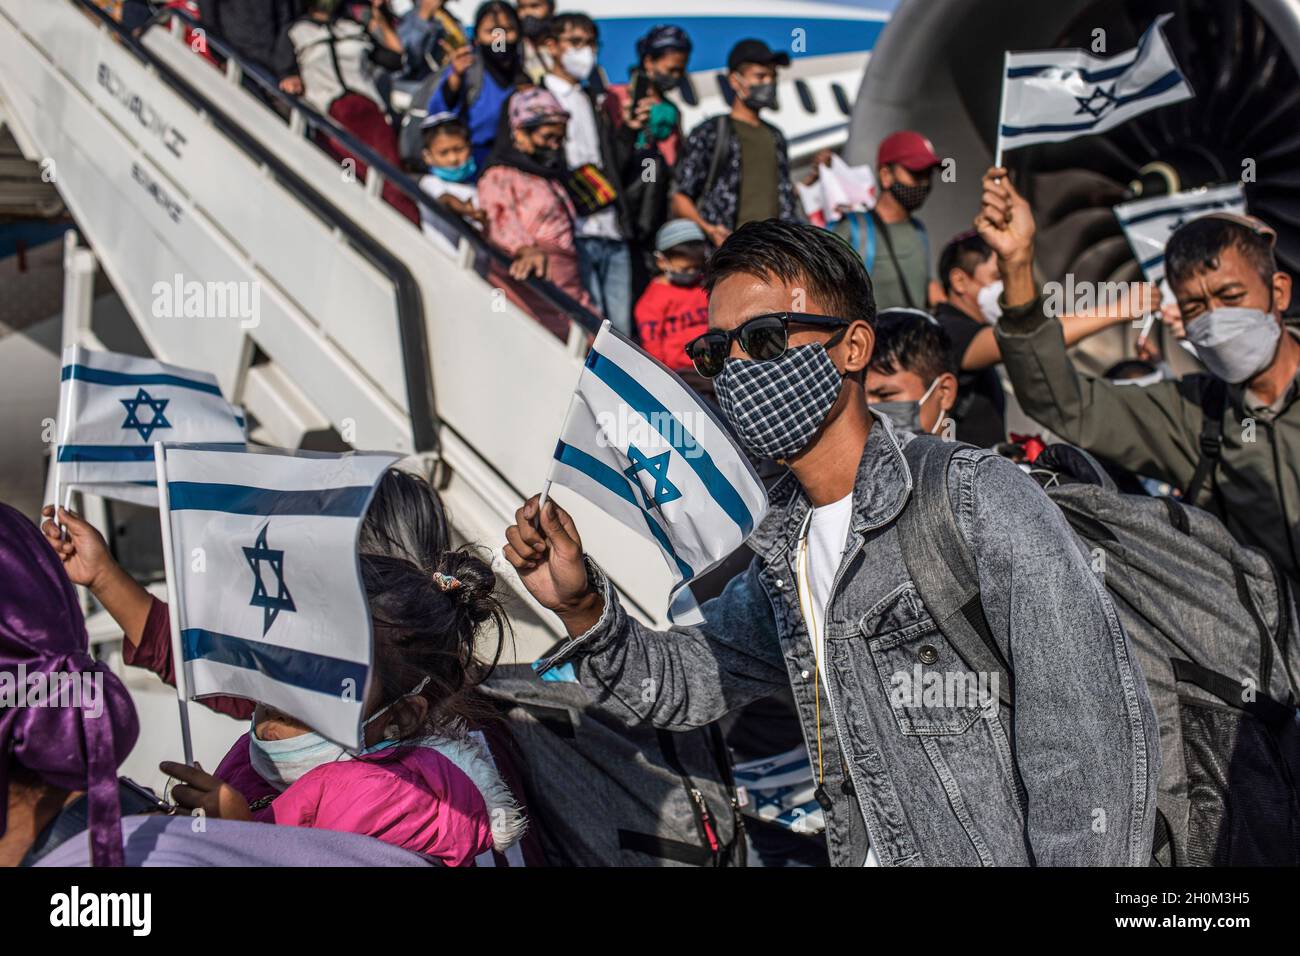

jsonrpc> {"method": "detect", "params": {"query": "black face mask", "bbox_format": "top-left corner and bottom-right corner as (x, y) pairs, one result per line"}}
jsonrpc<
(888, 179), (931, 212)
(649, 70), (679, 94)
(480, 42), (520, 74)
(530, 145), (565, 169)
(742, 81), (777, 111)
(520, 15), (548, 39)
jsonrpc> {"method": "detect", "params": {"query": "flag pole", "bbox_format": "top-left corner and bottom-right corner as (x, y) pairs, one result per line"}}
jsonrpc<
(54, 347), (79, 538)
(154, 441), (194, 766)
(993, 50), (1009, 170)
(537, 479), (553, 515)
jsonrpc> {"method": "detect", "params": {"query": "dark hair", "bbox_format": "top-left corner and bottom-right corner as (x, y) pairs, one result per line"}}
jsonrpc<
(1166, 217), (1276, 291)
(421, 117), (470, 149)
(636, 24), (692, 63)
(937, 231), (993, 294)
(546, 12), (597, 42)
(1104, 358), (1158, 381)
(357, 470), (509, 742)
(869, 308), (956, 383)
(705, 219), (876, 327)
(474, 0), (520, 33)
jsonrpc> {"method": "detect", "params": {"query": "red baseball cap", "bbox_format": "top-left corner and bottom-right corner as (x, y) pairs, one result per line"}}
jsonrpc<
(877, 131), (940, 172)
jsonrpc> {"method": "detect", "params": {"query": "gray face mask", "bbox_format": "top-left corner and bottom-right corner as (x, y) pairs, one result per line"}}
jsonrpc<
(1183, 306), (1281, 384)
(872, 377), (942, 434)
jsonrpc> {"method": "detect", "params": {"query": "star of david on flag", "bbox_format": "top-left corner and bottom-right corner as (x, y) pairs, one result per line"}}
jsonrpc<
(996, 13), (1193, 157)
(120, 388), (172, 442)
(624, 446), (682, 511)
(543, 322), (768, 628)
(244, 523), (296, 635)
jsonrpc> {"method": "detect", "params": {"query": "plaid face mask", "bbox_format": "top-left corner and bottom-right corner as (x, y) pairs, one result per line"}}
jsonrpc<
(715, 343), (844, 460)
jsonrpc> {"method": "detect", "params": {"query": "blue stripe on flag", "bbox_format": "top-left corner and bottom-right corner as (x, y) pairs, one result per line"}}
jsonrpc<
(555, 441), (694, 581)
(167, 482), (374, 516)
(1005, 17), (1163, 85)
(61, 364), (223, 396)
(57, 445), (155, 462)
(1000, 71), (1185, 137)
(1116, 196), (1240, 228)
(585, 350), (755, 535)
(181, 628), (367, 697)
(1006, 61), (1131, 82)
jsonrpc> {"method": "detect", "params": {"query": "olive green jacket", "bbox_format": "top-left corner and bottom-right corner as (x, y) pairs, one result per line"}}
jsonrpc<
(995, 293), (1300, 585)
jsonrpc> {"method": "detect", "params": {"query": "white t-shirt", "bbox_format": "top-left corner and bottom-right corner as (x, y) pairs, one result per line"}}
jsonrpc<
(799, 493), (853, 692)
(542, 74), (622, 241)
(417, 175), (479, 255)
(798, 492), (880, 866)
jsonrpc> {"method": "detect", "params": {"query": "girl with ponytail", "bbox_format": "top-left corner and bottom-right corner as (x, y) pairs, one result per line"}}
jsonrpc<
(42, 468), (527, 865)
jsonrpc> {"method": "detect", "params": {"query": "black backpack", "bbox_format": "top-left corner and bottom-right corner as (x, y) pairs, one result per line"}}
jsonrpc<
(479, 664), (746, 867)
(897, 436), (1300, 866)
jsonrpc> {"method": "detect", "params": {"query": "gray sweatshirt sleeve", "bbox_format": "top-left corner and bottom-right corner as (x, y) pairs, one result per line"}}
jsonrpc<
(543, 557), (789, 730)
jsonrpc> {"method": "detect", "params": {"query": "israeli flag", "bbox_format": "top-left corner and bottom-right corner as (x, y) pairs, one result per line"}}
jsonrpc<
(56, 346), (245, 504)
(547, 322), (768, 624)
(1114, 183), (1246, 285)
(997, 14), (1192, 155)
(156, 444), (398, 748)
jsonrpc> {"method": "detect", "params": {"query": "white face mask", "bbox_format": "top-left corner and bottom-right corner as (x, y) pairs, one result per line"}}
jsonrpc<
(1183, 306), (1282, 385)
(246, 676), (431, 792)
(977, 279), (1004, 324)
(560, 46), (596, 81)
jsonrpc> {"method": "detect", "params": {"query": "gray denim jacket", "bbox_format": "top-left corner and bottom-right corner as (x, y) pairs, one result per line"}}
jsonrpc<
(547, 412), (1160, 865)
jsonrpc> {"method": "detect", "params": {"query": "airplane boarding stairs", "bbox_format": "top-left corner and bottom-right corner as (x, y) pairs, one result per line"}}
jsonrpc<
(0, 0), (680, 783)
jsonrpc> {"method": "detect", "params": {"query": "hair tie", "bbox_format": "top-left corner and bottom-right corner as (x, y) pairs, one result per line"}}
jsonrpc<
(432, 571), (462, 592)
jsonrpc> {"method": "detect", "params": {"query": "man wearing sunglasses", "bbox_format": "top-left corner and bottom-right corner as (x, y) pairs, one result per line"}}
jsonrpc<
(504, 219), (1158, 867)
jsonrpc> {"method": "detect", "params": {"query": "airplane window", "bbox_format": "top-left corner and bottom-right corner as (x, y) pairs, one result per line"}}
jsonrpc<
(832, 82), (852, 116)
(677, 74), (697, 107)
(715, 73), (735, 107)
(795, 79), (816, 113)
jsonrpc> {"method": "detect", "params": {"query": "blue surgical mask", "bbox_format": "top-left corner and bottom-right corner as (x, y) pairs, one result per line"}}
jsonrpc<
(431, 156), (478, 183)
(247, 729), (349, 792)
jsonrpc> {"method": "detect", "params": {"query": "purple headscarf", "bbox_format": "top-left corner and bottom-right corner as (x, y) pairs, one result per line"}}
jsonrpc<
(0, 503), (138, 866)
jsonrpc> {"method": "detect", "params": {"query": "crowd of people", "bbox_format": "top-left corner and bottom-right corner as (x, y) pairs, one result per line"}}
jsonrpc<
(16, 0), (1296, 869)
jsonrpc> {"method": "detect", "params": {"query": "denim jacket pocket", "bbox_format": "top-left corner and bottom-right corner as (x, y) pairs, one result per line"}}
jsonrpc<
(859, 587), (991, 737)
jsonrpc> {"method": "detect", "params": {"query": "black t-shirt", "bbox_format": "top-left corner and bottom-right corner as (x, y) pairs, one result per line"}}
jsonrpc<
(935, 303), (1006, 448)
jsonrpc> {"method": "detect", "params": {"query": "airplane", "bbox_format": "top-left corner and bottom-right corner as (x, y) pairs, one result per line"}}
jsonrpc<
(587, 0), (898, 160)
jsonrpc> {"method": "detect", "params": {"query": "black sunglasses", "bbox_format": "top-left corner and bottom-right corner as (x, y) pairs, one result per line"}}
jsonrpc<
(684, 312), (850, 378)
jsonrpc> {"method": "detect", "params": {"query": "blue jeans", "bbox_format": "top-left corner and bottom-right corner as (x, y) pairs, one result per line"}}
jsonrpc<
(576, 236), (632, 336)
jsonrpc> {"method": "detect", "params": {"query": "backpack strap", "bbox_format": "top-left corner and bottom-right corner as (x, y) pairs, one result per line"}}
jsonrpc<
(897, 437), (1014, 708)
(462, 55), (485, 110)
(1170, 658), (1296, 727)
(702, 115), (731, 202)
(847, 211), (875, 273)
(870, 210), (918, 309)
(1184, 377), (1228, 505)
